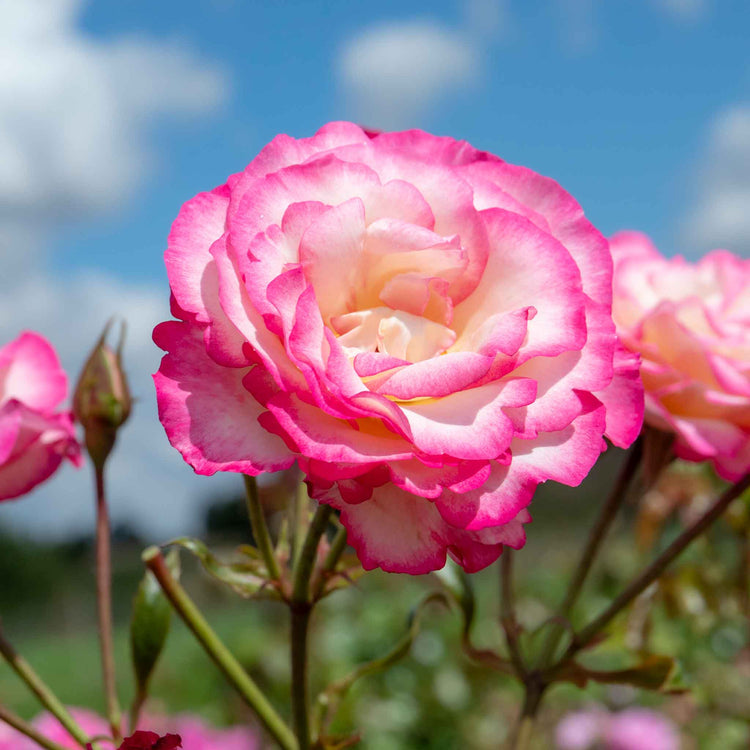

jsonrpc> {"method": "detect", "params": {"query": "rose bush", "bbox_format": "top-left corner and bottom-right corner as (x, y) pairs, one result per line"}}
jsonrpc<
(154, 122), (643, 574)
(611, 231), (750, 481)
(0, 332), (80, 500)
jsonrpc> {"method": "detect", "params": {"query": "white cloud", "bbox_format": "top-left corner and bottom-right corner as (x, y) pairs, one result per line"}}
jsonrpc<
(0, 271), (241, 540)
(337, 20), (479, 130)
(681, 105), (750, 257)
(0, 0), (228, 229)
(0, 0), (237, 540)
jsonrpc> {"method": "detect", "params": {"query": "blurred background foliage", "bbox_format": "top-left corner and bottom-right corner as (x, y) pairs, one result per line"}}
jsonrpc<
(1, 448), (748, 749)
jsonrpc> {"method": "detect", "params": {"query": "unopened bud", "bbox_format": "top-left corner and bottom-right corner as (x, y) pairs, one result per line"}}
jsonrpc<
(74, 320), (131, 468)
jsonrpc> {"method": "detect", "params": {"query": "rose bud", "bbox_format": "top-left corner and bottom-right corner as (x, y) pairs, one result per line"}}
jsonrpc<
(117, 731), (182, 750)
(73, 320), (131, 469)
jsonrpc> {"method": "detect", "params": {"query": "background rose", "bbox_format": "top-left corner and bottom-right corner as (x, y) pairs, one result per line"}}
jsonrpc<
(555, 706), (680, 750)
(611, 231), (750, 481)
(154, 122), (643, 574)
(0, 332), (81, 501)
(9, 709), (258, 749)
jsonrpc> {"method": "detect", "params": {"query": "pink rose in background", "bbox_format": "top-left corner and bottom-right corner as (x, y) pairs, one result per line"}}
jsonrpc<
(0, 708), (110, 749)
(154, 122), (643, 574)
(9, 709), (259, 749)
(556, 706), (680, 750)
(158, 715), (258, 750)
(0, 332), (81, 501)
(611, 231), (750, 481)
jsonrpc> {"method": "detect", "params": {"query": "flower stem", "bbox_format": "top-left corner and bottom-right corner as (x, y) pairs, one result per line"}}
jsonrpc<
(291, 480), (310, 569)
(94, 463), (121, 742)
(500, 550), (525, 678)
(243, 475), (282, 583)
(142, 547), (298, 750)
(0, 623), (90, 748)
(0, 704), (71, 750)
(567, 471), (750, 657)
(511, 679), (547, 750)
(290, 501), (334, 750)
(539, 440), (643, 666)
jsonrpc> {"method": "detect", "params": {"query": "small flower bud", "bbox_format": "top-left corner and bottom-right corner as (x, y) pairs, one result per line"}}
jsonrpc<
(74, 320), (131, 469)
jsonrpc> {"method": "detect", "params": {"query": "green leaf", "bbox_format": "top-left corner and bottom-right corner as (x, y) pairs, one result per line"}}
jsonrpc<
(551, 654), (684, 692)
(130, 548), (179, 696)
(167, 537), (280, 600)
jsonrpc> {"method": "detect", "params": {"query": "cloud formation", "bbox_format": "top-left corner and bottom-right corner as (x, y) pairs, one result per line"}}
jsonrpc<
(681, 105), (750, 258)
(0, 0), (235, 539)
(337, 20), (480, 130)
(0, 0), (228, 252)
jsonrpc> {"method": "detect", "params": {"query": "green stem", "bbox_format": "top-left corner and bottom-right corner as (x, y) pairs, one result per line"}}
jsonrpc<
(290, 502), (334, 750)
(567, 471), (750, 657)
(0, 704), (71, 750)
(243, 475), (282, 582)
(500, 550), (525, 678)
(143, 548), (297, 750)
(291, 481), (310, 569)
(94, 463), (122, 741)
(0, 623), (90, 748)
(539, 440), (643, 667)
(511, 679), (546, 750)
(311, 523), (348, 601)
(129, 687), (146, 735)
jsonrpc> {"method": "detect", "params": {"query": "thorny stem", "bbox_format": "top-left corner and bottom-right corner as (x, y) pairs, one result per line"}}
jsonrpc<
(94, 463), (121, 742)
(539, 440), (644, 667)
(0, 704), (71, 750)
(143, 548), (297, 750)
(566, 472), (750, 657)
(290, 501), (334, 750)
(0, 623), (90, 748)
(243, 475), (282, 583)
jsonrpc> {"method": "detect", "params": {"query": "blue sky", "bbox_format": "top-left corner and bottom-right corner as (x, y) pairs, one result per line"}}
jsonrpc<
(1, 0), (748, 538)
(62, 0), (750, 286)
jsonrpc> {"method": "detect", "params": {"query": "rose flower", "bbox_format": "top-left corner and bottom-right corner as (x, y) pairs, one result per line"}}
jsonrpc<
(154, 123), (642, 574)
(0, 331), (80, 500)
(611, 231), (749, 481)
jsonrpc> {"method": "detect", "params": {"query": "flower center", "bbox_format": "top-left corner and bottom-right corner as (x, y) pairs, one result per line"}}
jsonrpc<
(331, 307), (456, 363)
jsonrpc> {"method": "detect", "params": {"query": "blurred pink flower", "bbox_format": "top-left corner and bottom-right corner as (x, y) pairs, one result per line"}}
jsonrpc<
(611, 232), (750, 481)
(159, 715), (258, 750)
(154, 122), (642, 575)
(0, 331), (81, 501)
(16, 709), (258, 750)
(556, 706), (680, 750)
(33, 708), (109, 748)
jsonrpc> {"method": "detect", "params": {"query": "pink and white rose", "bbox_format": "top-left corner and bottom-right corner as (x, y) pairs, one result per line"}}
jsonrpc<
(611, 231), (750, 481)
(154, 122), (643, 574)
(0, 331), (80, 500)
